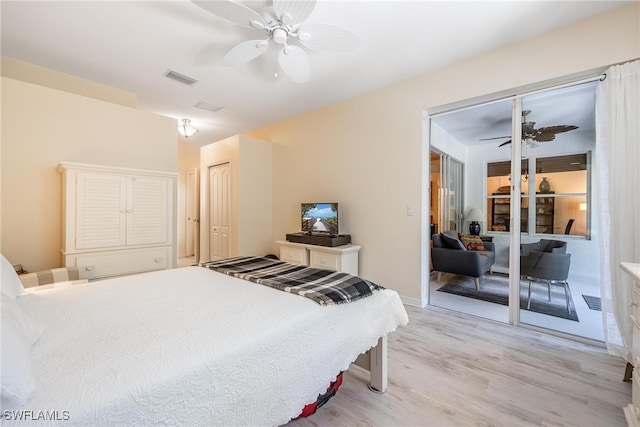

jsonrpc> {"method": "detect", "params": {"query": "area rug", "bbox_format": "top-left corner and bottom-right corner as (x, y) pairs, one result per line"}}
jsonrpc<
(582, 295), (602, 311)
(436, 273), (579, 322)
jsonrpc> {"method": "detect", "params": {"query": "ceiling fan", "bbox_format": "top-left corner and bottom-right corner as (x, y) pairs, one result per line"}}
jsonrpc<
(192, 0), (363, 83)
(481, 110), (579, 147)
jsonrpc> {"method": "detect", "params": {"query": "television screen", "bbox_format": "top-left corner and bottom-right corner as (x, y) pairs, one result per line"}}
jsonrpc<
(301, 203), (339, 235)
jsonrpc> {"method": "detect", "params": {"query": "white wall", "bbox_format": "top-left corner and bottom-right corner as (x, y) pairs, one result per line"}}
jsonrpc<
(248, 4), (639, 304)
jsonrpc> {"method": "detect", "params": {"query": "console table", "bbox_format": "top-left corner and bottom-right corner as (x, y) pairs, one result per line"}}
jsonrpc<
(276, 240), (361, 275)
(622, 261), (640, 427)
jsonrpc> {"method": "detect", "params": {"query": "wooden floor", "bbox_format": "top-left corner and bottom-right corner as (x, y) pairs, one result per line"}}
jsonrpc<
(287, 305), (630, 427)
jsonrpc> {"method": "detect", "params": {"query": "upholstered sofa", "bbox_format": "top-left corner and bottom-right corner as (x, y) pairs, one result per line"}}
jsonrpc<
(431, 230), (495, 289)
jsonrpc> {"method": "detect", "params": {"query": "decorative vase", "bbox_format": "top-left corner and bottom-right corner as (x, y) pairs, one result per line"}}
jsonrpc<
(539, 177), (551, 193)
(469, 221), (481, 236)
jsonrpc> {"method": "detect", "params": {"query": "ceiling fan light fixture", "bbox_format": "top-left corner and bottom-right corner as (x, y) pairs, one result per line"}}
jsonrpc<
(178, 119), (198, 138)
(273, 28), (287, 44)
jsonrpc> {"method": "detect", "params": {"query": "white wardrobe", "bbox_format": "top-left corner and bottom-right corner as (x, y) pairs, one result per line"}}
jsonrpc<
(58, 162), (177, 280)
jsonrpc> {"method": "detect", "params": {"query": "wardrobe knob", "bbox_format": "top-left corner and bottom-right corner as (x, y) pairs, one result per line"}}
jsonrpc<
(85, 265), (94, 271)
(630, 298), (638, 307)
(154, 257), (162, 263)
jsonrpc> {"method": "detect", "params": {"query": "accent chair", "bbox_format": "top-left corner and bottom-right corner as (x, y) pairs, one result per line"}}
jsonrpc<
(520, 239), (572, 312)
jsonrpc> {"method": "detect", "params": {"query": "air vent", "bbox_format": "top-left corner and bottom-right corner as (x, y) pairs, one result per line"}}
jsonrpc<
(164, 69), (198, 85)
(194, 100), (224, 113)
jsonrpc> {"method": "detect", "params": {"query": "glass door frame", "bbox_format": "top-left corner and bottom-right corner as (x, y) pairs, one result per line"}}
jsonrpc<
(507, 99), (523, 325)
(439, 153), (464, 234)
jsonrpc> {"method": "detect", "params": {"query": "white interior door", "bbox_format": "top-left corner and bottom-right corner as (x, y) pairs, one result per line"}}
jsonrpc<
(209, 163), (230, 261)
(185, 170), (196, 257)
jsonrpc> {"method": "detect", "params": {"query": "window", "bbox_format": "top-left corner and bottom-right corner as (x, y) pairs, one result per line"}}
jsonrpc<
(486, 153), (590, 237)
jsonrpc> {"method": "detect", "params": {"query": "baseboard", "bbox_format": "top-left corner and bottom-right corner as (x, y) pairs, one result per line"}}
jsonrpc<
(400, 295), (424, 308)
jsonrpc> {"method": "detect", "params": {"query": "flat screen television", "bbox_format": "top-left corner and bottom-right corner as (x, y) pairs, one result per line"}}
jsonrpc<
(301, 203), (339, 235)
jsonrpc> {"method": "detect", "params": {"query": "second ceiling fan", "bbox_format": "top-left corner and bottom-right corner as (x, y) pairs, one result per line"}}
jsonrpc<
(482, 110), (579, 147)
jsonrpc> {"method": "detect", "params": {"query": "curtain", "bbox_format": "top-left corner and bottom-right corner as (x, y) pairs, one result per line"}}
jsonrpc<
(596, 59), (640, 359)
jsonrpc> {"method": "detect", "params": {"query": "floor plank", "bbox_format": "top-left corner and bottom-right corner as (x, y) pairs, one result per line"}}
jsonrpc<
(287, 305), (630, 427)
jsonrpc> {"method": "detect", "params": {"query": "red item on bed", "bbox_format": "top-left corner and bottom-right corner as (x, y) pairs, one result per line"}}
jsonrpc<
(296, 372), (344, 418)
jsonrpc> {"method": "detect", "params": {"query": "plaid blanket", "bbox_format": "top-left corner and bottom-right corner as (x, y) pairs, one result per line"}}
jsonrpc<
(201, 256), (383, 306)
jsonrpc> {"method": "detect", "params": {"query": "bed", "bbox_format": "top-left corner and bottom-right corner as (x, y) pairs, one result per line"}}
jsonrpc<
(1, 255), (408, 426)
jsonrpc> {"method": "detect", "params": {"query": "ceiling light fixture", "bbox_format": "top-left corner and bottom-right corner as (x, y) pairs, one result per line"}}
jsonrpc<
(178, 119), (198, 138)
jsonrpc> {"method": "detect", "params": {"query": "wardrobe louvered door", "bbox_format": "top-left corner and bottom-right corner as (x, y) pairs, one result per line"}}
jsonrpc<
(76, 173), (127, 249)
(127, 177), (168, 246)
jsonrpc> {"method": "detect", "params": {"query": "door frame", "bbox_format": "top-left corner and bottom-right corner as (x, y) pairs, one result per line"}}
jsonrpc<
(422, 71), (605, 344)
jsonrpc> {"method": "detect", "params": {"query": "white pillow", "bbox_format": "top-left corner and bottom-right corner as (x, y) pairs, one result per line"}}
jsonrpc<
(1, 254), (24, 299)
(0, 294), (44, 411)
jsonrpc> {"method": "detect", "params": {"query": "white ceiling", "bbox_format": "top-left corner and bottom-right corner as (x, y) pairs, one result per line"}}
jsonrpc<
(0, 1), (627, 147)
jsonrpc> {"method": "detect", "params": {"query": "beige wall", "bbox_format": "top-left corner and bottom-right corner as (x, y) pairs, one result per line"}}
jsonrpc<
(248, 4), (640, 304)
(1, 76), (177, 272)
(1, 58), (137, 108)
(199, 135), (272, 262)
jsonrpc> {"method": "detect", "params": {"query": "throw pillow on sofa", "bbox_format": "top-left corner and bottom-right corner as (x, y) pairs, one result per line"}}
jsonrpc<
(459, 234), (486, 251)
(440, 233), (466, 250)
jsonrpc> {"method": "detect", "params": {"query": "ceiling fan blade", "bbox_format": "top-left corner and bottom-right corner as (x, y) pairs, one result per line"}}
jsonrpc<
(297, 23), (363, 52)
(192, 0), (265, 29)
(273, 0), (316, 25)
(533, 133), (556, 143)
(480, 135), (511, 141)
(221, 40), (270, 66)
(537, 125), (579, 135)
(498, 140), (512, 147)
(278, 45), (310, 83)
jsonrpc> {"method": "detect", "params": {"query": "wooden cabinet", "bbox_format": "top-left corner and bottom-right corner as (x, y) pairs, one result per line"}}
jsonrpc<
(276, 240), (361, 275)
(490, 193), (554, 234)
(490, 196), (515, 232)
(534, 195), (555, 234)
(623, 262), (640, 427)
(59, 162), (177, 280)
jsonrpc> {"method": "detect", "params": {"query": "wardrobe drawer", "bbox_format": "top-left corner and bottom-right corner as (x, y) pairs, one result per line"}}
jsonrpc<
(68, 247), (172, 280)
(633, 323), (640, 367)
(623, 403), (640, 427)
(633, 286), (640, 321)
(634, 370), (640, 410)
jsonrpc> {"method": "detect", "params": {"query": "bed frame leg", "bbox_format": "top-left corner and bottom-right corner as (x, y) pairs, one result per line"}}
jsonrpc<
(353, 335), (388, 393)
(368, 336), (388, 393)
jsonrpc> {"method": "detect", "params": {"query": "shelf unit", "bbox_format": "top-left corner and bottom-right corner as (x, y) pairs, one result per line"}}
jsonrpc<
(490, 192), (554, 234)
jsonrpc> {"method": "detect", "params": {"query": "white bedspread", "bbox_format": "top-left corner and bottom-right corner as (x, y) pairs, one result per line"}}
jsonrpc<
(8, 266), (408, 426)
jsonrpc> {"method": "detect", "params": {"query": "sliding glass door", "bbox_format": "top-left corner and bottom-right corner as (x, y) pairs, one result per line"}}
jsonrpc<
(439, 154), (464, 233)
(517, 83), (601, 341)
(428, 79), (603, 342)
